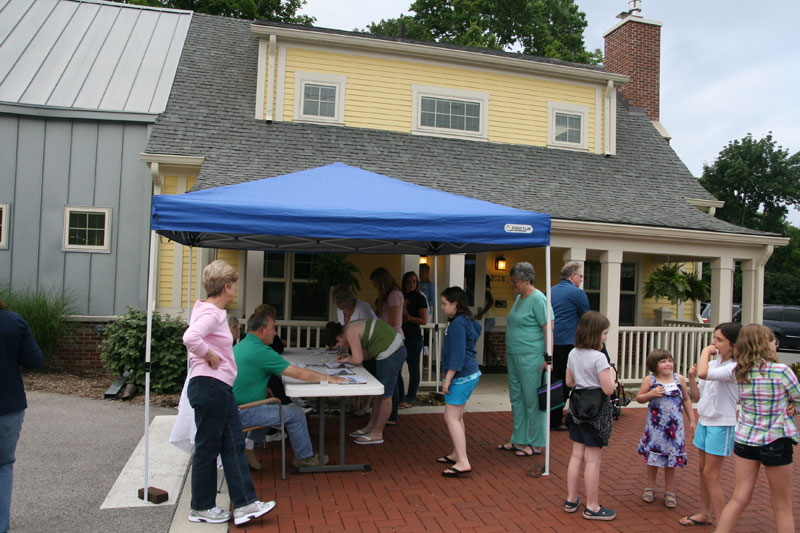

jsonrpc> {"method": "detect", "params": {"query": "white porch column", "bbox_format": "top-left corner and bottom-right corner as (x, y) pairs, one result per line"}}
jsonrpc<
(402, 255), (421, 275)
(245, 250), (265, 319)
(600, 250), (622, 363)
(562, 248), (587, 288)
(445, 254), (466, 291)
(740, 259), (757, 325)
(710, 257), (734, 325)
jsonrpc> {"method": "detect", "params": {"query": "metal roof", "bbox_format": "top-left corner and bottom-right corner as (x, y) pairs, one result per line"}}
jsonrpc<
(0, 0), (191, 114)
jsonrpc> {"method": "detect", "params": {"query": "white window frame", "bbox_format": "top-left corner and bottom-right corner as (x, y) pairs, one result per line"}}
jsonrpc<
(548, 101), (589, 151)
(62, 206), (111, 253)
(293, 71), (347, 125)
(0, 202), (8, 249)
(412, 85), (489, 141)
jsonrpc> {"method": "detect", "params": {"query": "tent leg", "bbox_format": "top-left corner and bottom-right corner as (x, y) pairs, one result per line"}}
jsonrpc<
(544, 246), (552, 476)
(140, 230), (167, 502)
(434, 255), (439, 393)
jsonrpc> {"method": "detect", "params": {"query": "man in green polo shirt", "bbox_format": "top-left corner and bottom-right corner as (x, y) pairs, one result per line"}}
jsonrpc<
(233, 311), (345, 470)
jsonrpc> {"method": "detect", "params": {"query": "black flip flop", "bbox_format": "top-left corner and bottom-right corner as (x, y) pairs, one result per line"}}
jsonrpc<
(679, 516), (711, 527)
(514, 446), (542, 457)
(442, 467), (472, 477)
(497, 443), (515, 452)
(436, 456), (457, 464)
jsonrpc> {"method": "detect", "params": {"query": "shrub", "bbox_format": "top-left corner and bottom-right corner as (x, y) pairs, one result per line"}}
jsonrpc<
(0, 283), (79, 368)
(101, 307), (187, 394)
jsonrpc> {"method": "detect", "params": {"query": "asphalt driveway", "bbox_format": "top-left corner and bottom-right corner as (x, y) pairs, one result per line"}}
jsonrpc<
(10, 392), (176, 533)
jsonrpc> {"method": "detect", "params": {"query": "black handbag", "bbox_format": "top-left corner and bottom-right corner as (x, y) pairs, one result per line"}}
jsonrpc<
(569, 387), (606, 419)
(537, 372), (566, 412)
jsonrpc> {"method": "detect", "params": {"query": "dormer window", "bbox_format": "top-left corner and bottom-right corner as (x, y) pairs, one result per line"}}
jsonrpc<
(412, 85), (489, 140)
(548, 102), (589, 151)
(293, 71), (347, 125)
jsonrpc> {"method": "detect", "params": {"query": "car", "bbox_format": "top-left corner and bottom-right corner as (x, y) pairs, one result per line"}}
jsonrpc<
(733, 305), (800, 351)
(700, 303), (741, 324)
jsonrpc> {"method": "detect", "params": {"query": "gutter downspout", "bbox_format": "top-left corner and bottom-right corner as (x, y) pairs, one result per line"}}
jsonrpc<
(604, 80), (612, 156)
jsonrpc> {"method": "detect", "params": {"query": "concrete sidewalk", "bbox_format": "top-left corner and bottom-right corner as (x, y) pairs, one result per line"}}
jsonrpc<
(11, 392), (177, 533)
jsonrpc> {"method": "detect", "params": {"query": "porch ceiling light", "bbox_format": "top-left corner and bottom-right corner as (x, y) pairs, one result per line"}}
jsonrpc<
(419, 256), (428, 264)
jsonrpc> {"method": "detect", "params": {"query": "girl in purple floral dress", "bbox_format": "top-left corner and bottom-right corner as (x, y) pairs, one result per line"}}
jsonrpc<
(636, 349), (696, 509)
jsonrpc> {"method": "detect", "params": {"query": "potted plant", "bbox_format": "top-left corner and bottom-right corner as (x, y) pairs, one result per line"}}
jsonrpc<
(643, 262), (709, 323)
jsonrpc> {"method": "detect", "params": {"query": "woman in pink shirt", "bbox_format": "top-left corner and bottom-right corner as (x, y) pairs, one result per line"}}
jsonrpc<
(370, 267), (404, 424)
(182, 260), (274, 526)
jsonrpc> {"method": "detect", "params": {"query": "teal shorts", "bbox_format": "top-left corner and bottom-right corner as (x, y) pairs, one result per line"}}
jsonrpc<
(445, 375), (480, 405)
(693, 423), (735, 457)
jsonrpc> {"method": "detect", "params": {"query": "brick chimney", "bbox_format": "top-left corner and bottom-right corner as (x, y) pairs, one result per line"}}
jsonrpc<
(603, 1), (663, 123)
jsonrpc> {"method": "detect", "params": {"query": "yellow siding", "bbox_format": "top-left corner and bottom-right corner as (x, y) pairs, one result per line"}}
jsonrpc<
(217, 249), (240, 309)
(280, 47), (599, 151)
(158, 237), (175, 308)
(484, 249), (560, 318)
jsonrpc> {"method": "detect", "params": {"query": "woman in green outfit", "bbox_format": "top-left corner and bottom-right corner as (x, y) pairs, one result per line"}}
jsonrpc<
(497, 262), (553, 457)
(324, 318), (407, 445)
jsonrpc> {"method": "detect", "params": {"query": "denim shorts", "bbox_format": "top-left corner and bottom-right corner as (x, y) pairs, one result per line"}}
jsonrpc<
(375, 345), (407, 398)
(568, 417), (603, 448)
(693, 423), (735, 457)
(734, 437), (795, 467)
(444, 375), (479, 405)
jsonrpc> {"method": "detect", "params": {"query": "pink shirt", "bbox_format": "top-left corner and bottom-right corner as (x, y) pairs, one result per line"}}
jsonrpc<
(380, 289), (404, 338)
(183, 300), (237, 386)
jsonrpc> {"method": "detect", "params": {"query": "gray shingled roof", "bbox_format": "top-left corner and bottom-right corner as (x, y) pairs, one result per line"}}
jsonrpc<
(146, 13), (763, 236)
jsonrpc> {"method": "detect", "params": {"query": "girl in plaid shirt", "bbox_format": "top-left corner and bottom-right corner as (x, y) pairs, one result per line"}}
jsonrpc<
(715, 324), (800, 533)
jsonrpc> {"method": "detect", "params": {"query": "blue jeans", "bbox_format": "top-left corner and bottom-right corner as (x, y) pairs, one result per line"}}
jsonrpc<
(187, 377), (257, 510)
(402, 337), (423, 403)
(0, 410), (24, 533)
(239, 403), (313, 459)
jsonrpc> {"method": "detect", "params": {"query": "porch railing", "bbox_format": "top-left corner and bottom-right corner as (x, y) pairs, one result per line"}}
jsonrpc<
(617, 326), (714, 385)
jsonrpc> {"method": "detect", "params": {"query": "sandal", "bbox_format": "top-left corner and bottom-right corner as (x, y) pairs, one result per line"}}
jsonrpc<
(514, 446), (542, 457)
(436, 456), (456, 464)
(679, 515), (711, 526)
(497, 443), (515, 452)
(642, 487), (656, 503)
(398, 401), (413, 409)
(563, 497), (581, 513)
(664, 492), (677, 508)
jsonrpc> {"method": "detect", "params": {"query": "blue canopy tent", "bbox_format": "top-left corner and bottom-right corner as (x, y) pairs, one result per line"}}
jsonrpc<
(150, 162), (550, 253)
(140, 163), (555, 498)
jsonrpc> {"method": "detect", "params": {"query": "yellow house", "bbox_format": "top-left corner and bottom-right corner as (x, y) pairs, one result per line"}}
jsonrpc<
(142, 10), (785, 381)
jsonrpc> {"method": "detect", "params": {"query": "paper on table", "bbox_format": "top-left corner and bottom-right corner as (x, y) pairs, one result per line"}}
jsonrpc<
(324, 361), (354, 369)
(339, 376), (368, 384)
(325, 368), (355, 376)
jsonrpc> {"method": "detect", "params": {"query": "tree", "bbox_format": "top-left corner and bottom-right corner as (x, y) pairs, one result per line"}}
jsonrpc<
(366, 0), (602, 64)
(700, 132), (800, 304)
(118, 0), (314, 23)
(699, 133), (800, 234)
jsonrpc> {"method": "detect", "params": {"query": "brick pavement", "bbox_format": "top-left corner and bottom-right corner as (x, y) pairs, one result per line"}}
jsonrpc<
(237, 408), (800, 532)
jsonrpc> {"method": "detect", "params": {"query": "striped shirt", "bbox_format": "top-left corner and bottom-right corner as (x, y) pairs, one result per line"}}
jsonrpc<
(734, 362), (800, 447)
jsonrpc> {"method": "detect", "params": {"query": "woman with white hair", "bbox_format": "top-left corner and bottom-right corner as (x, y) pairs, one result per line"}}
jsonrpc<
(182, 260), (275, 526)
(497, 262), (552, 458)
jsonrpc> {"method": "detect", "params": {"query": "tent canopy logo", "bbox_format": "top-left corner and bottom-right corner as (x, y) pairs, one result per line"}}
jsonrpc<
(504, 224), (533, 234)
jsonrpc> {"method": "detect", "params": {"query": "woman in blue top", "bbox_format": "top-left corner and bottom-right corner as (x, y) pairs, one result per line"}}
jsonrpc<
(437, 287), (482, 477)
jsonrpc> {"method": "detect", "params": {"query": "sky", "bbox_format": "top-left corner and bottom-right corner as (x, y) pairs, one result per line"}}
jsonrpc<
(299, 0), (800, 224)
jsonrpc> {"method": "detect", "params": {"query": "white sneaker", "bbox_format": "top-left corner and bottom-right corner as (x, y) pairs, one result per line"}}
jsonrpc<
(264, 430), (287, 443)
(233, 500), (276, 525)
(188, 506), (231, 523)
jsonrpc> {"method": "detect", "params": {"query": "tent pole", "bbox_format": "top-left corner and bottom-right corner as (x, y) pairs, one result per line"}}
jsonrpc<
(434, 255), (439, 393)
(142, 230), (157, 499)
(187, 246), (193, 372)
(544, 245), (552, 476)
